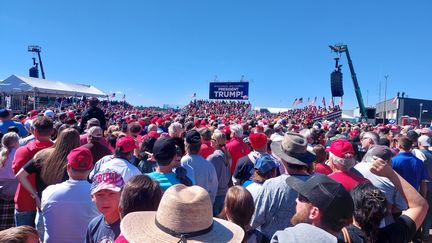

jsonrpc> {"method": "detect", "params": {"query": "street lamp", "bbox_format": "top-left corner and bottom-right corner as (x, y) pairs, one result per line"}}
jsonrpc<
(419, 103), (423, 126)
(383, 75), (388, 124)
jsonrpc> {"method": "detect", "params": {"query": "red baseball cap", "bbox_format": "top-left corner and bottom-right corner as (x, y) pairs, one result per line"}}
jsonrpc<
(249, 133), (267, 149)
(29, 110), (38, 116)
(116, 136), (138, 153)
(67, 147), (94, 171)
(326, 139), (355, 159)
(148, 131), (160, 139)
(67, 111), (75, 118)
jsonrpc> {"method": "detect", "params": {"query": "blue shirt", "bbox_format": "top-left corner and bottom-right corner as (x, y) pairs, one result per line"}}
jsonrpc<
(392, 152), (429, 191)
(147, 171), (181, 190)
(0, 120), (28, 137)
(85, 214), (120, 243)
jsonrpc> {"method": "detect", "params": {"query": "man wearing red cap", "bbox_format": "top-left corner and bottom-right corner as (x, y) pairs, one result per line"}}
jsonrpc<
(198, 128), (215, 159)
(89, 136), (141, 183)
(327, 139), (369, 191)
(226, 124), (250, 173)
(233, 133), (271, 185)
(41, 147), (99, 243)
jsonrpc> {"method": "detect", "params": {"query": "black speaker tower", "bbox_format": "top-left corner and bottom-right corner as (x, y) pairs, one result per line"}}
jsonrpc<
(330, 58), (344, 97)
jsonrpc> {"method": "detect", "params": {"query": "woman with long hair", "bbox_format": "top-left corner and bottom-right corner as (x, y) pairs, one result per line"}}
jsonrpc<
(219, 186), (260, 243)
(16, 128), (81, 208)
(207, 130), (232, 216)
(0, 132), (20, 230)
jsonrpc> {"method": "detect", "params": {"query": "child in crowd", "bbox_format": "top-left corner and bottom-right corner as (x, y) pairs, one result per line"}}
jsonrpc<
(85, 170), (125, 243)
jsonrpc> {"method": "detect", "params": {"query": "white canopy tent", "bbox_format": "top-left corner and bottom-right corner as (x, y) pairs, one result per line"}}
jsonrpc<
(0, 75), (106, 97)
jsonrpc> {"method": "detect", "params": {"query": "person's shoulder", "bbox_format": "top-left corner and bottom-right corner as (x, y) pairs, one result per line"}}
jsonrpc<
(88, 214), (105, 229)
(272, 224), (337, 243)
(181, 154), (192, 162)
(42, 182), (65, 200)
(146, 171), (161, 178)
(262, 174), (290, 188)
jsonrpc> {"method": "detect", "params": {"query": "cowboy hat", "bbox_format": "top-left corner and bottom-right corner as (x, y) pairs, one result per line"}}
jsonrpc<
(271, 132), (316, 166)
(120, 184), (244, 242)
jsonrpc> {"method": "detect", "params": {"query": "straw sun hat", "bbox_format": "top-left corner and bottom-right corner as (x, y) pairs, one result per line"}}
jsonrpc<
(120, 184), (244, 243)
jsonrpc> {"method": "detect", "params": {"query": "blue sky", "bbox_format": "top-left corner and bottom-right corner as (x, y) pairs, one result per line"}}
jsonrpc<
(1, 1), (431, 109)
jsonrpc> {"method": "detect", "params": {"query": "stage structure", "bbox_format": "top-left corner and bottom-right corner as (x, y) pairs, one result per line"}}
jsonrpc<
(0, 75), (106, 113)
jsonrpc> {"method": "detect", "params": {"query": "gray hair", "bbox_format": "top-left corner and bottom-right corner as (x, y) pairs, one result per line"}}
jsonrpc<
(230, 124), (243, 138)
(168, 122), (183, 138)
(363, 131), (379, 145)
(329, 152), (356, 171)
(299, 129), (311, 139)
(147, 124), (157, 132)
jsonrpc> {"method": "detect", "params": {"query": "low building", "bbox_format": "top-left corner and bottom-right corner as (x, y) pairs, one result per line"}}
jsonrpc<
(375, 97), (432, 126)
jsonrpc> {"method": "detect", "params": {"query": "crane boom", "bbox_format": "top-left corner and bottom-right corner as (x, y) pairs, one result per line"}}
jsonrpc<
(329, 44), (367, 118)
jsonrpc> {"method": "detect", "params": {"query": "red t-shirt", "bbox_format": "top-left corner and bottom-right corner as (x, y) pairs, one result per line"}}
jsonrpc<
(226, 137), (251, 173)
(199, 142), (215, 159)
(315, 163), (333, 175)
(12, 140), (54, 211)
(328, 171), (369, 192)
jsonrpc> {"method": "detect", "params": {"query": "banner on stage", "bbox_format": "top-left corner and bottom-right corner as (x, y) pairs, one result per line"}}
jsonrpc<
(209, 82), (249, 100)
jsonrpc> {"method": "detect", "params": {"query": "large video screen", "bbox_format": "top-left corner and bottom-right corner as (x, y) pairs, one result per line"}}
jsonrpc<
(209, 82), (249, 100)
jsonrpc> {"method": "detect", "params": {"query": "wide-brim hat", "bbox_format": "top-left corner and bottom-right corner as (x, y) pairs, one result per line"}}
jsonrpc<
(271, 132), (316, 166)
(120, 184), (244, 243)
(121, 212), (244, 243)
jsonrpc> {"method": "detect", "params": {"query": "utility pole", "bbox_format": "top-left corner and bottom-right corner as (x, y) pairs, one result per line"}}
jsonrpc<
(383, 75), (388, 124)
(419, 103), (423, 126)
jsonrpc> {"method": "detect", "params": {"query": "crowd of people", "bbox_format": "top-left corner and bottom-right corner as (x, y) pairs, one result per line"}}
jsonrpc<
(0, 97), (431, 243)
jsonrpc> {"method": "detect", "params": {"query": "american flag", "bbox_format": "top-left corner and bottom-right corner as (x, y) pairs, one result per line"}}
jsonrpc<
(339, 97), (343, 107)
(122, 94), (126, 100)
(296, 98), (303, 105)
(322, 97), (326, 107)
(293, 98), (298, 106)
(311, 96), (317, 106)
(391, 96), (398, 104)
(190, 93), (196, 99)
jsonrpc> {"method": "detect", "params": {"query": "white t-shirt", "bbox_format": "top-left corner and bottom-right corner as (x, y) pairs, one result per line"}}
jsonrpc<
(90, 155), (141, 183)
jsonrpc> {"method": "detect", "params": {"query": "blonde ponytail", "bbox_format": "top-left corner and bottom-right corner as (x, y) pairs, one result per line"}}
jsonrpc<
(0, 132), (19, 167)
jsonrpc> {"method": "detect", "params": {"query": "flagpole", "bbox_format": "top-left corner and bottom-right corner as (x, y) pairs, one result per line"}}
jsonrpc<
(383, 75), (388, 124)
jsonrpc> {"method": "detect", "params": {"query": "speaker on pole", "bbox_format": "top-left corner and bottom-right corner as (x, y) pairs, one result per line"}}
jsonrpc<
(330, 70), (344, 97)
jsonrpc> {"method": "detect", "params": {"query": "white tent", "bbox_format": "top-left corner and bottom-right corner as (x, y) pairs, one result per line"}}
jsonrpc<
(0, 75), (106, 97)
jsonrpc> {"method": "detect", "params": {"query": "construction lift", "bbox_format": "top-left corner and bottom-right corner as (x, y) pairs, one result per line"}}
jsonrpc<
(329, 44), (367, 120)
